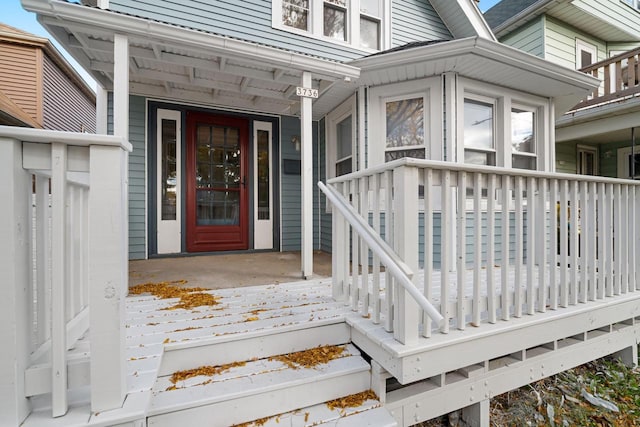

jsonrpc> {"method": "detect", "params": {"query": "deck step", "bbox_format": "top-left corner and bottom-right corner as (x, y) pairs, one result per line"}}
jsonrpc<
(237, 395), (397, 427)
(147, 344), (371, 427)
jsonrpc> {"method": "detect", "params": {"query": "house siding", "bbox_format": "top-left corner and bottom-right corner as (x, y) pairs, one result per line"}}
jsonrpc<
(108, 93), (147, 260)
(499, 16), (545, 58)
(42, 54), (96, 133)
(555, 141), (578, 174)
(0, 42), (40, 124)
(544, 17), (606, 69)
(391, 0), (452, 47)
(600, 140), (631, 178)
(108, 0), (366, 62)
(280, 115), (320, 251)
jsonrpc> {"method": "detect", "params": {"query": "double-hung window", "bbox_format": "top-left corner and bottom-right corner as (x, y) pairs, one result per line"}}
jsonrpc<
(463, 97), (495, 166)
(511, 106), (536, 170)
(326, 96), (357, 179)
(275, 0), (387, 51)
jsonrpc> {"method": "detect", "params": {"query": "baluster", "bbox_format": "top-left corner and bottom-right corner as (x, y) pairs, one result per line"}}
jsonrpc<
(441, 170), (452, 333)
(613, 184), (622, 295)
(35, 175), (51, 346)
(472, 173), (483, 324)
(559, 180), (569, 307)
(514, 176), (524, 317)
(487, 174), (497, 322)
(549, 179), (558, 309)
(526, 177), (536, 315)
(456, 171), (466, 330)
(342, 181), (351, 302)
(360, 176), (370, 316)
(597, 182), (606, 299)
(66, 185), (74, 323)
(372, 173), (381, 324)
(587, 182), (597, 301)
(620, 185), (629, 294)
(501, 175), (510, 320)
(351, 179), (360, 311)
(384, 170), (394, 332)
(605, 183), (614, 297)
(579, 181), (588, 303)
(423, 169), (434, 336)
(332, 182), (344, 300)
(537, 178), (548, 312)
(569, 180), (579, 305)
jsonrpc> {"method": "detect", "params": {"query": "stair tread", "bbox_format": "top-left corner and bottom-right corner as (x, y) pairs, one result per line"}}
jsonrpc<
(238, 396), (396, 427)
(149, 344), (368, 415)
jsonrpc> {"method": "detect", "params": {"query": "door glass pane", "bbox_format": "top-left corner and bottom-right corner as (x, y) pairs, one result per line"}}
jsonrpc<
(385, 98), (424, 148)
(196, 190), (239, 226)
(511, 109), (534, 153)
(283, 0), (309, 30)
(161, 119), (177, 220)
(195, 123), (241, 226)
(360, 17), (379, 49)
(324, 3), (346, 40)
(257, 130), (270, 220)
(464, 99), (493, 150)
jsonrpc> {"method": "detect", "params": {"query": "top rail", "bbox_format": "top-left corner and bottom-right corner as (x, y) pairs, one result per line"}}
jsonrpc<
(0, 125), (131, 151)
(318, 181), (445, 327)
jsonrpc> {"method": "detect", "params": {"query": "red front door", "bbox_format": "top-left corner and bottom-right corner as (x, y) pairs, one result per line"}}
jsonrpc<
(186, 112), (249, 252)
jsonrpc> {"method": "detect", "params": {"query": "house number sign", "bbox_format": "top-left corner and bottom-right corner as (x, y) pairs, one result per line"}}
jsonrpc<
(296, 87), (319, 98)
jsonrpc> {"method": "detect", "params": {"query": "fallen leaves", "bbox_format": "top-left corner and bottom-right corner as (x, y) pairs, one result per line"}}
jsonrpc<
(169, 361), (247, 384)
(327, 390), (379, 411)
(269, 345), (346, 370)
(129, 281), (220, 310)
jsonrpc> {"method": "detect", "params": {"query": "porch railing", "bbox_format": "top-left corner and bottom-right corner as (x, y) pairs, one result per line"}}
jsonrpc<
(576, 47), (640, 109)
(0, 126), (131, 424)
(324, 158), (640, 346)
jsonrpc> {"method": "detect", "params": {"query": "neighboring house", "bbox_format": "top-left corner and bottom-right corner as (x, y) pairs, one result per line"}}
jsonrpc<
(0, 23), (96, 132)
(484, 0), (640, 179)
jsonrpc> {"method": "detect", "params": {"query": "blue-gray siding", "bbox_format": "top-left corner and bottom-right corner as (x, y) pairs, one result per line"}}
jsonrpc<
(109, 0), (452, 62)
(392, 0), (452, 47)
(108, 94), (147, 260)
(499, 16), (545, 58)
(280, 115), (322, 251)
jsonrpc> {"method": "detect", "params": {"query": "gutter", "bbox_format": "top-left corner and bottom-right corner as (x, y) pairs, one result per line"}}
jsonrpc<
(21, 0), (360, 82)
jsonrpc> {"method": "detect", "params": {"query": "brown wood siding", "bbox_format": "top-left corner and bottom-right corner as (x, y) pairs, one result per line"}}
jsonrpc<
(42, 53), (96, 132)
(0, 42), (40, 124)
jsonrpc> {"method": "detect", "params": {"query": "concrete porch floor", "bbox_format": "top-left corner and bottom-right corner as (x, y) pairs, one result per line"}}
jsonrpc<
(129, 250), (333, 289)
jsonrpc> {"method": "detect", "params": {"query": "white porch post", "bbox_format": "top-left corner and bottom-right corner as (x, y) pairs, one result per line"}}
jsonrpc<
(301, 71), (313, 278)
(96, 85), (108, 134)
(87, 33), (128, 413)
(0, 138), (31, 426)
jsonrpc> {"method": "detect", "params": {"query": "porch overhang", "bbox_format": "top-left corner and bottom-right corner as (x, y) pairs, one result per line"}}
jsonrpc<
(21, 0), (361, 120)
(350, 37), (600, 117)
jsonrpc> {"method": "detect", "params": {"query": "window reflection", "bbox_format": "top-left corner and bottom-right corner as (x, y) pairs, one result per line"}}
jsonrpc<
(161, 119), (177, 221)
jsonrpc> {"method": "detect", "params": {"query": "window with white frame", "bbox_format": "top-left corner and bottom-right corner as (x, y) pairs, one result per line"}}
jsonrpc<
(575, 39), (597, 69)
(274, 0), (387, 51)
(622, 0), (640, 11)
(511, 107), (536, 170)
(368, 78), (442, 167)
(463, 97), (495, 166)
(326, 96), (356, 179)
(458, 78), (549, 170)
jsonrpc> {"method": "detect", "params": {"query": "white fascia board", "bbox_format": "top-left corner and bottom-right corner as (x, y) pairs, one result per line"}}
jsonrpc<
(0, 125), (131, 151)
(352, 37), (599, 92)
(21, 0), (360, 82)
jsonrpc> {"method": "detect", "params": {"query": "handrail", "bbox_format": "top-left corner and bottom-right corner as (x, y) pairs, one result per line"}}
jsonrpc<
(579, 46), (640, 74)
(318, 181), (445, 327)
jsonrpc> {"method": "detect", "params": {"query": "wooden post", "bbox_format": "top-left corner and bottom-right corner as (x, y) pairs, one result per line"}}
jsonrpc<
(393, 165), (420, 344)
(0, 138), (32, 426)
(88, 145), (128, 412)
(300, 71), (313, 279)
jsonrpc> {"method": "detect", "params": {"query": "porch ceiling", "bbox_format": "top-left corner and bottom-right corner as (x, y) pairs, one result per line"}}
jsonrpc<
(25, 0), (360, 120)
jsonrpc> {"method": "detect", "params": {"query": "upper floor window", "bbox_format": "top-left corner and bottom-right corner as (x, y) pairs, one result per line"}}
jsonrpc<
(275, 0), (388, 51)
(575, 39), (597, 69)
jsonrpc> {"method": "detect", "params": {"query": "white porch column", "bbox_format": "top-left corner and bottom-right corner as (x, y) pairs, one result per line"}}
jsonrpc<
(0, 138), (31, 426)
(87, 32), (129, 413)
(96, 85), (108, 134)
(113, 34), (129, 139)
(301, 71), (313, 278)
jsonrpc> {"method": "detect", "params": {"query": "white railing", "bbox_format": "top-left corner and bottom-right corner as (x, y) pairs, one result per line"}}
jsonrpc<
(0, 126), (131, 424)
(325, 158), (640, 346)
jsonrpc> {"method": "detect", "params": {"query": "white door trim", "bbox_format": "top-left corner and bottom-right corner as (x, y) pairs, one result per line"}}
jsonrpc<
(253, 121), (273, 250)
(156, 109), (182, 254)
